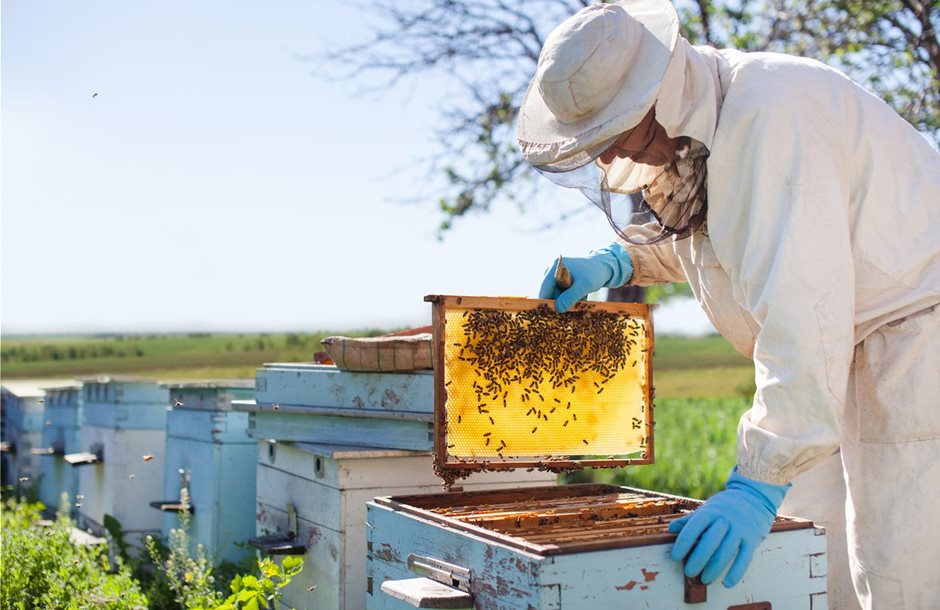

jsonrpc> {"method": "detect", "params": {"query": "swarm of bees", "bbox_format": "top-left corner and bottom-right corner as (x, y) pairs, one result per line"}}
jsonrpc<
(456, 304), (634, 397)
(448, 304), (642, 458)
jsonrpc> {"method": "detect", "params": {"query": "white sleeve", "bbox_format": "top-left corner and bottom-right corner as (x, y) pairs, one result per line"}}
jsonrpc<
(617, 225), (687, 286)
(708, 79), (851, 485)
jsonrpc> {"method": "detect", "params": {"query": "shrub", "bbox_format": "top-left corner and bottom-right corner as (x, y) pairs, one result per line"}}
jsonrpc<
(0, 495), (148, 609)
(146, 488), (303, 609)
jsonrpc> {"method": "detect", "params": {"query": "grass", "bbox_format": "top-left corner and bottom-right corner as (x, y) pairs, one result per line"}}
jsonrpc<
(0, 331), (386, 380)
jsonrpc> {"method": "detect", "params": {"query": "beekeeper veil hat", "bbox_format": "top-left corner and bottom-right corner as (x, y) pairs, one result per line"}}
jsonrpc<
(517, 0), (679, 170)
(518, 0), (711, 244)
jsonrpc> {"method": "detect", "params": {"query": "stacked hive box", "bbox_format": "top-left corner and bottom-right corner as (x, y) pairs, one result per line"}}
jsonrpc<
(0, 381), (48, 490)
(236, 363), (557, 610)
(156, 380), (256, 564)
(73, 376), (169, 546)
(36, 381), (84, 516)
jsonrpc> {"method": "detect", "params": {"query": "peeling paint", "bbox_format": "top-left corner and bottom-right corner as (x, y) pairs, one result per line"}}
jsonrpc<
(381, 389), (402, 409)
(616, 580), (638, 591)
(373, 542), (403, 564)
(306, 527), (322, 547)
(641, 568), (658, 582)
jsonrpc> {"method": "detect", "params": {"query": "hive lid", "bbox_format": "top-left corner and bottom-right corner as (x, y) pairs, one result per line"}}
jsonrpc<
(425, 295), (654, 485)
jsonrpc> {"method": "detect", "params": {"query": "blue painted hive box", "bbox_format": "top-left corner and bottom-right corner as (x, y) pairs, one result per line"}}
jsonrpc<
(0, 381), (49, 488)
(237, 363), (434, 451)
(73, 376), (170, 545)
(154, 380), (256, 564)
(367, 484), (826, 609)
(36, 382), (84, 515)
(366, 296), (827, 609)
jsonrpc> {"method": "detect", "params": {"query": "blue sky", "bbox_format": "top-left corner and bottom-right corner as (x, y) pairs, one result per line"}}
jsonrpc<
(1, 1), (713, 336)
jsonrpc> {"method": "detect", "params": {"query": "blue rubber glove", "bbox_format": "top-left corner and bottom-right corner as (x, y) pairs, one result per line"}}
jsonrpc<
(668, 467), (790, 588)
(538, 243), (633, 313)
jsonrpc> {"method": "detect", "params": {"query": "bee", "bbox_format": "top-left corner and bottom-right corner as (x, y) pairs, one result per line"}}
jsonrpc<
(175, 400), (184, 407)
(143, 454), (154, 462)
(272, 403), (280, 411)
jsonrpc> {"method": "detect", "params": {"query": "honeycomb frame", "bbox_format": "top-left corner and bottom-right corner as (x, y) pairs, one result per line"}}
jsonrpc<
(425, 295), (655, 481)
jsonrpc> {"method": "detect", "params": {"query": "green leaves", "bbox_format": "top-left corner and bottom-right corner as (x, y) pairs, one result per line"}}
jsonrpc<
(0, 497), (148, 609)
(218, 557), (304, 609)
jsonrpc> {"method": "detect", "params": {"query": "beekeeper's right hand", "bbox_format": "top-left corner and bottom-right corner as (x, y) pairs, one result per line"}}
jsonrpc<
(538, 243), (633, 313)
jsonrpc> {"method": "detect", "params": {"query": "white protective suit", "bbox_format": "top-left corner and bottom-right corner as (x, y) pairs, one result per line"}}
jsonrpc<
(618, 39), (940, 608)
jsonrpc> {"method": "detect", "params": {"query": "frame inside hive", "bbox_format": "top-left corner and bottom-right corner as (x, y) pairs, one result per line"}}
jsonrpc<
(375, 484), (814, 555)
(425, 295), (654, 482)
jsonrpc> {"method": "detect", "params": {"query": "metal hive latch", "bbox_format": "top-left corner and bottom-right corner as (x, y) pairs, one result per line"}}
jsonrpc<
(407, 554), (471, 593)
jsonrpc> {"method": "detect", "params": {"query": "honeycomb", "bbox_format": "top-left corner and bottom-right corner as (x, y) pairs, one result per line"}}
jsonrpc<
(438, 299), (652, 464)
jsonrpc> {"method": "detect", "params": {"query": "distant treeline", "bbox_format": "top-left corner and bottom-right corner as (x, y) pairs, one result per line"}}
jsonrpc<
(0, 330), (392, 377)
(1, 343), (146, 363)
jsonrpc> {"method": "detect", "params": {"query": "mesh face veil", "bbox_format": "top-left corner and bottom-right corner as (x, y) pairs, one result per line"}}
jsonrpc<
(537, 137), (709, 245)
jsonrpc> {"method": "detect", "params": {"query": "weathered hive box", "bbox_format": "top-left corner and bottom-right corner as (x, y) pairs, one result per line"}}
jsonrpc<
(242, 361), (556, 609)
(36, 382), (84, 515)
(242, 364), (435, 451)
(0, 381), (48, 489)
(254, 440), (557, 610)
(73, 376), (169, 545)
(367, 484), (827, 609)
(154, 380), (256, 564)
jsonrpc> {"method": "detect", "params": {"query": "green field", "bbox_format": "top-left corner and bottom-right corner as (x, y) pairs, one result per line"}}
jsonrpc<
(0, 331), (385, 380)
(1, 332), (752, 390)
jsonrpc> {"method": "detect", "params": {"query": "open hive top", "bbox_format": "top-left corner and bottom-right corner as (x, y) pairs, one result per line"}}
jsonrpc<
(425, 295), (654, 484)
(376, 484), (813, 555)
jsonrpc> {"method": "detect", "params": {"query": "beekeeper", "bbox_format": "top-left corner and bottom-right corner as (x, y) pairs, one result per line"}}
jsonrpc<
(517, 1), (940, 608)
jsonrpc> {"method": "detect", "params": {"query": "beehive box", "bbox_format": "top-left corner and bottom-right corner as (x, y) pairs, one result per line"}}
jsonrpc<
(155, 381), (256, 563)
(239, 364), (434, 451)
(36, 382), (84, 516)
(244, 359), (556, 609)
(368, 485), (827, 609)
(255, 441), (557, 610)
(366, 296), (827, 609)
(0, 381), (49, 489)
(74, 376), (169, 545)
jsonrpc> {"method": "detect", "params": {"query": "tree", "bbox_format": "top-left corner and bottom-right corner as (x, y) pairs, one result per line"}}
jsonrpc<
(322, 0), (938, 237)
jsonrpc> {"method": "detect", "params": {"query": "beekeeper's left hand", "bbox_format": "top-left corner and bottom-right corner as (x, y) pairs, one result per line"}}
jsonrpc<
(668, 467), (790, 588)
